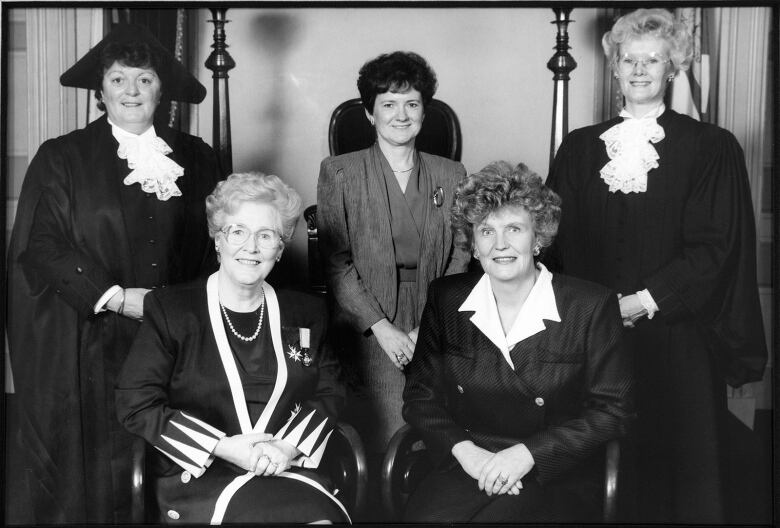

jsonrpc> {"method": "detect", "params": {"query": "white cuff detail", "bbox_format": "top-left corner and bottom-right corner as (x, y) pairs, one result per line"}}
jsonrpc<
(636, 289), (659, 319)
(94, 285), (122, 313)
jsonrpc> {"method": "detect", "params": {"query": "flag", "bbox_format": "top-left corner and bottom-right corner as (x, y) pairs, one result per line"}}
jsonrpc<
(669, 8), (719, 123)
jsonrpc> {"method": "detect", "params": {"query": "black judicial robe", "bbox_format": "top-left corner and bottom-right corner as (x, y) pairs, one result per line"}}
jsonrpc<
(545, 108), (767, 522)
(6, 114), (220, 523)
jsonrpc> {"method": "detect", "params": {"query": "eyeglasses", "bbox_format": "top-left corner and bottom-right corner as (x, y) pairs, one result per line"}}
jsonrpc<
(220, 224), (282, 249)
(617, 53), (670, 74)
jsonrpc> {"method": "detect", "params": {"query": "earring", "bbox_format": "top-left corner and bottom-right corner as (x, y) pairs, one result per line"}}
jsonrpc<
(533, 246), (541, 256)
(667, 74), (675, 82)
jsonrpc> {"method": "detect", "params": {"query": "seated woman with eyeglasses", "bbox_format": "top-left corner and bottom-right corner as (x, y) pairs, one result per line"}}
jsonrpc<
(116, 172), (349, 524)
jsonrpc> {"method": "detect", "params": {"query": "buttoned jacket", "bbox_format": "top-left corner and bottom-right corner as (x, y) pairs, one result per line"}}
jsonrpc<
(403, 272), (634, 485)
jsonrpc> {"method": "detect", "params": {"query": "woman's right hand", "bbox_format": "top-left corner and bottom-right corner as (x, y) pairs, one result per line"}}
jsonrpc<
(213, 433), (275, 471)
(371, 318), (415, 370)
(451, 440), (493, 480)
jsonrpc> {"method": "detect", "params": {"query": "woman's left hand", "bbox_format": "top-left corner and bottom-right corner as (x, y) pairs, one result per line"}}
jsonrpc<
(248, 439), (300, 477)
(477, 443), (535, 496)
(617, 293), (647, 328)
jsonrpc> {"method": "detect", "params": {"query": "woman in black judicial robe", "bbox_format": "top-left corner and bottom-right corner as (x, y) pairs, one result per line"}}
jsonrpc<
(545, 8), (767, 524)
(6, 24), (220, 523)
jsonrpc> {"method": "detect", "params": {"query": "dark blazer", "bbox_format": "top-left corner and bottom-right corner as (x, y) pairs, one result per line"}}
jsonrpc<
(403, 272), (634, 485)
(116, 276), (345, 523)
(317, 144), (469, 333)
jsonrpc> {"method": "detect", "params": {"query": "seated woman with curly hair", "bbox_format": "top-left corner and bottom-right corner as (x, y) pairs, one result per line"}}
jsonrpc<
(402, 161), (634, 522)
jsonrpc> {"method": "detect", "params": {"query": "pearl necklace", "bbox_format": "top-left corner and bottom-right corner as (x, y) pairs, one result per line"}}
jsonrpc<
(220, 290), (265, 342)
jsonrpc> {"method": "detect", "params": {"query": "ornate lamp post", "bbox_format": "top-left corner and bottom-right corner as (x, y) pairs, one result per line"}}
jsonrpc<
(205, 7), (235, 174)
(546, 8), (577, 170)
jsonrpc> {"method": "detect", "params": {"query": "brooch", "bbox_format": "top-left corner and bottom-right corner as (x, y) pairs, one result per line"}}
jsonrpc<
(287, 345), (302, 362)
(432, 187), (444, 207)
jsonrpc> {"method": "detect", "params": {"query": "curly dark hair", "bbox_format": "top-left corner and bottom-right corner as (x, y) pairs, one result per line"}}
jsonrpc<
(451, 161), (561, 253)
(357, 51), (437, 112)
(94, 40), (164, 112)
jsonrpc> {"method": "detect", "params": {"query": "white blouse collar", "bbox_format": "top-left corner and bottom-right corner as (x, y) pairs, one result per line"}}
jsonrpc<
(109, 118), (184, 201)
(598, 103), (666, 194)
(458, 263), (560, 370)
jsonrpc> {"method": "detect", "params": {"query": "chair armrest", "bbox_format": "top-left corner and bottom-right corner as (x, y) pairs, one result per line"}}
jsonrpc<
(130, 436), (146, 524)
(380, 424), (432, 519)
(324, 421), (368, 518)
(603, 438), (621, 522)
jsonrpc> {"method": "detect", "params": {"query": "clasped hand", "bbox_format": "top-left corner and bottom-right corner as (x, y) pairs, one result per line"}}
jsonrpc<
(452, 441), (534, 497)
(371, 319), (416, 370)
(214, 433), (300, 476)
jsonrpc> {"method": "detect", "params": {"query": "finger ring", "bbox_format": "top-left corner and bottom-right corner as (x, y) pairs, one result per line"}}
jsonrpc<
(499, 475), (509, 485)
(396, 354), (404, 361)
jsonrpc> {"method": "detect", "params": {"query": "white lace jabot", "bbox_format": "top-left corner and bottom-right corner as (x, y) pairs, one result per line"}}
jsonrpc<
(598, 104), (665, 194)
(110, 120), (184, 201)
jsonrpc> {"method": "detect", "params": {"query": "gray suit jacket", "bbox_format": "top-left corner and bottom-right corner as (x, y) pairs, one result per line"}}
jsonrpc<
(317, 145), (469, 333)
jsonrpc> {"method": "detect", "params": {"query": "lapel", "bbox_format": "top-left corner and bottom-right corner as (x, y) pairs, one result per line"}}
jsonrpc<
(453, 272), (561, 396)
(458, 274), (508, 357)
(416, 154), (448, 304)
(367, 144), (393, 242)
(457, 269), (560, 366)
(206, 273), (288, 434)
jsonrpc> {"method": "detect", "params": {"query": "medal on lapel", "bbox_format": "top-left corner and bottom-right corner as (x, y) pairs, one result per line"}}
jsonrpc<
(300, 328), (312, 366)
(432, 186), (444, 207)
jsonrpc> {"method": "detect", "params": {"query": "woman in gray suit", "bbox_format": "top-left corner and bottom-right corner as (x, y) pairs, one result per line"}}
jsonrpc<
(317, 51), (469, 459)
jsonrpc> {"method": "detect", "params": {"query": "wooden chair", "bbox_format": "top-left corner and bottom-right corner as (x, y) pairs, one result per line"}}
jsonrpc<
(380, 424), (622, 522)
(304, 204), (326, 295)
(131, 421), (369, 522)
(328, 97), (462, 160)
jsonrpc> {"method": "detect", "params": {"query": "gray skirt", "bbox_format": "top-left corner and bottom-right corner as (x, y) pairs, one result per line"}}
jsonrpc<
(339, 281), (418, 453)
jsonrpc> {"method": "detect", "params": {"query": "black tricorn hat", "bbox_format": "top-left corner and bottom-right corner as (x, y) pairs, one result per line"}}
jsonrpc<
(60, 23), (206, 104)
